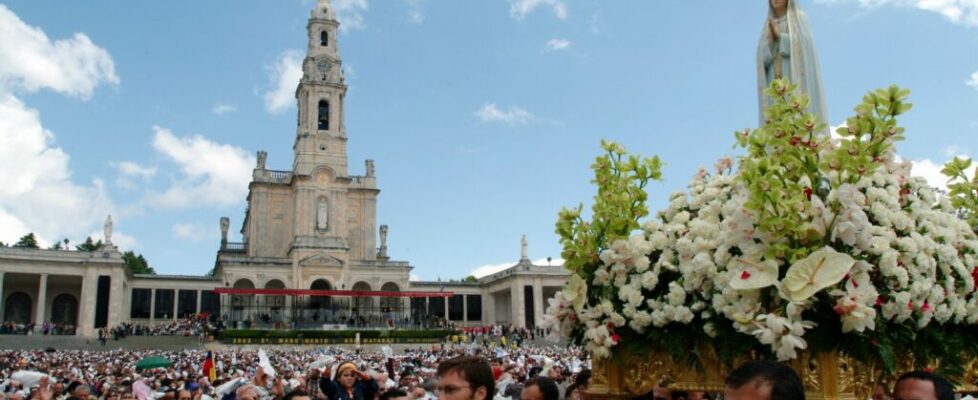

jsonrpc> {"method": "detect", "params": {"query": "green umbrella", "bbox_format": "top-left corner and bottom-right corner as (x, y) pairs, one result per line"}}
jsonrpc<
(135, 356), (171, 370)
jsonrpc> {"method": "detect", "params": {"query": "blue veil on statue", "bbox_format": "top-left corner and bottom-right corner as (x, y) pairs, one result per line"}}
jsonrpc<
(757, 0), (829, 134)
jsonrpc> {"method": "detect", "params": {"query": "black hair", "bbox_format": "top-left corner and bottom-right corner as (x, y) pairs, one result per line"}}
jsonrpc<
(724, 361), (804, 400)
(379, 389), (408, 400)
(437, 356), (495, 400)
(565, 383), (579, 399)
(574, 369), (592, 389)
(525, 377), (561, 400)
(282, 389), (311, 400)
(896, 371), (954, 400)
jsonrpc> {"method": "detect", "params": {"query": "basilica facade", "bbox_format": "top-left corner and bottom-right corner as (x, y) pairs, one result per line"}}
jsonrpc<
(0, 0), (568, 338)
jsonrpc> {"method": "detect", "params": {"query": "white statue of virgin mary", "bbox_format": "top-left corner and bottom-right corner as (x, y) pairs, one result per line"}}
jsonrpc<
(757, 0), (829, 133)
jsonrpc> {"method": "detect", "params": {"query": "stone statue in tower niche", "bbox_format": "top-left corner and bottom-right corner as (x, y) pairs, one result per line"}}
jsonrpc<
(257, 151), (268, 170)
(104, 215), (113, 244)
(378, 225), (389, 259)
(317, 198), (329, 230)
(757, 0), (828, 132)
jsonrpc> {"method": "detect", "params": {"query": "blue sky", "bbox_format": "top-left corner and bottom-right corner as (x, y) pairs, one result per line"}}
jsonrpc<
(0, 0), (976, 280)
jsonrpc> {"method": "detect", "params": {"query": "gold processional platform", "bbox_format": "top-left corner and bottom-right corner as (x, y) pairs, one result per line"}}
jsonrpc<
(587, 349), (978, 400)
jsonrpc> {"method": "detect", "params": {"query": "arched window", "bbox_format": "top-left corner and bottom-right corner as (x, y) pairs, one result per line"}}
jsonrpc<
(309, 279), (332, 311)
(318, 100), (330, 130)
(3, 292), (31, 324)
(51, 294), (78, 325)
(320, 31), (329, 47)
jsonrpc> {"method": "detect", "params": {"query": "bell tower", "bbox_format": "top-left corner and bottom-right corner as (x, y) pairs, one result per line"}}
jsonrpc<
(294, 0), (348, 177)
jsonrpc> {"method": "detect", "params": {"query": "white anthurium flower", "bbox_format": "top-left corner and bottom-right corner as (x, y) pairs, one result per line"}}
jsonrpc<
(564, 274), (588, 312)
(728, 258), (779, 290)
(782, 248), (856, 302)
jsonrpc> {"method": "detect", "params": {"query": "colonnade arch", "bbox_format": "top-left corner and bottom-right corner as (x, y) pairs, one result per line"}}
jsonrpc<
(3, 292), (31, 324)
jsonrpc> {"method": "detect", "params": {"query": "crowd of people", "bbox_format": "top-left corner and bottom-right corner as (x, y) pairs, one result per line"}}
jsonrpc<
(0, 336), (960, 400)
(108, 317), (223, 340)
(0, 322), (75, 336)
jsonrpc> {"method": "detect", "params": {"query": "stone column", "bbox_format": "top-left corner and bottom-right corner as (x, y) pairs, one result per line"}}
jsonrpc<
(0, 271), (5, 319)
(196, 290), (202, 314)
(283, 293), (292, 329)
(533, 282), (544, 329)
(511, 282), (525, 329)
(110, 272), (125, 329)
(462, 294), (468, 325)
(149, 288), (156, 324)
(35, 274), (48, 328)
(79, 271), (98, 337)
(444, 297), (449, 323)
(173, 292), (179, 320)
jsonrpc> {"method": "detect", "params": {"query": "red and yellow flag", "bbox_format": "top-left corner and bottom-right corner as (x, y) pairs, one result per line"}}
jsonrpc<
(202, 350), (216, 382)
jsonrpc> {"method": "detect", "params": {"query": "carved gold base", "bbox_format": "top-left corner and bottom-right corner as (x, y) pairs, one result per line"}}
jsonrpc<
(586, 349), (978, 400)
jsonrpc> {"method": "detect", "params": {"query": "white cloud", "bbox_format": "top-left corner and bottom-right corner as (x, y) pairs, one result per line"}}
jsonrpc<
(469, 257), (565, 278)
(910, 158), (950, 191)
(967, 71), (978, 90)
(474, 103), (535, 125)
(110, 160), (157, 190)
(945, 144), (970, 157)
(148, 126), (255, 209)
(409, 273), (422, 282)
(212, 104), (236, 115)
(111, 161), (157, 179)
(468, 261), (514, 278)
(0, 94), (116, 245)
(0, 5), (121, 248)
(335, 0), (369, 31)
(85, 229), (138, 251)
(0, 5), (118, 99)
(403, 0), (424, 24)
(112, 231), (139, 251)
(263, 50), (304, 114)
(545, 38), (572, 51)
(509, 0), (568, 20)
(904, 155), (975, 192)
(814, 0), (978, 27)
(172, 222), (216, 242)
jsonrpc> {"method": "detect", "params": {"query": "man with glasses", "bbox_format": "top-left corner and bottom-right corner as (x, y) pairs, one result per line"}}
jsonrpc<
(434, 356), (494, 400)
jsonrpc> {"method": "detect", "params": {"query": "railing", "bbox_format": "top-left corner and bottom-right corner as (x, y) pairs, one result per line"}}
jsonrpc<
(221, 242), (246, 253)
(253, 169), (292, 184)
(268, 170), (292, 181)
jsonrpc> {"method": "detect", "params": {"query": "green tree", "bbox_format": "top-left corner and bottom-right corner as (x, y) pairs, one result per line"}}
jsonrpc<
(123, 251), (156, 274)
(942, 157), (978, 233)
(463, 275), (478, 283)
(0, 241), (7, 247)
(75, 237), (103, 251)
(47, 241), (63, 250)
(14, 233), (39, 249)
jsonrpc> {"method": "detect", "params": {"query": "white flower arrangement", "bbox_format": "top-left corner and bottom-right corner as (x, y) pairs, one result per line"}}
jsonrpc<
(547, 82), (978, 378)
